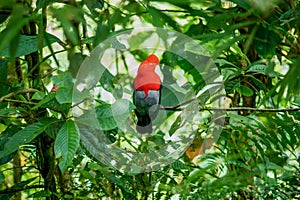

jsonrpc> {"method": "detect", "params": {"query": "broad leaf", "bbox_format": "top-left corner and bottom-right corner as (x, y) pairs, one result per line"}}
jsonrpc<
(56, 87), (72, 104)
(0, 118), (58, 159)
(54, 120), (80, 172)
(236, 85), (254, 97)
(253, 25), (281, 59)
(0, 33), (61, 57)
(0, 125), (20, 165)
(96, 99), (135, 131)
(31, 93), (56, 110)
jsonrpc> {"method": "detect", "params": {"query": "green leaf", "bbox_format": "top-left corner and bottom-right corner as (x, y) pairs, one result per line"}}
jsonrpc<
(96, 99), (135, 130)
(0, 33), (61, 57)
(156, 7), (180, 31)
(0, 108), (18, 117)
(147, 6), (164, 27)
(207, 13), (232, 29)
(161, 84), (186, 107)
(161, 51), (206, 92)
(50, 72), (74, 104)
(95, 104), (116, 130)
(68, 53), (86, 78)
(56, 87), (72, 104)
(169, 115), (181, 136)
(128, 32), (153, 50)
(0, 125), (20, 165)
(235, 85), (254, 97)
(93, 21), (110, 46)
(248, 64), (266, 74)
(100, 69), (115, 92)
(0, 6), (36, 55)
(31, 91), (45, 100)
(253, 25), (281, 59)
(51, 72), (73, 89)
(54, 120), (80, 172)
(0, 118), (58, 159)
(172, 160), (190, 170)
(246, 75), (267, 91)
(31, 92), (56, 110)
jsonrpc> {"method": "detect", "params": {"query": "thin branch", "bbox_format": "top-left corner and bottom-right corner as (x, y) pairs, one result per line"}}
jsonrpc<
(0, 89), (38, 103)
(0, 185), (44, 194)
(198, 107), (300, 112)
(162, 98), (197, 110)
(161, 99), (300, 112)
(4, 99), (37, 105)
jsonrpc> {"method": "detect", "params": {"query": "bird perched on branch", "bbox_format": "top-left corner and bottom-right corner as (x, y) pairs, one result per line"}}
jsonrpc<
(133, 54), (161, 133)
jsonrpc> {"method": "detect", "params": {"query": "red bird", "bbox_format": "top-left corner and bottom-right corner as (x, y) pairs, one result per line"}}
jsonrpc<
(133, 54), (161, 133)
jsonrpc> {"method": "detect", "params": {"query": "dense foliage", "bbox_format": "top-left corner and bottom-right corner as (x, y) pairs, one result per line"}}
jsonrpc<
(0, 0), (299, 199)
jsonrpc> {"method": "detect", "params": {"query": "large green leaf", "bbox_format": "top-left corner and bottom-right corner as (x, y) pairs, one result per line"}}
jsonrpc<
(253, 25), (281, 59)
(161, 51), (206, 92)
(161, 84), (186, 107)
(54, 120), (80, 172)
(235, 85), (254, 97)
(0, 33), (61, 57)
(0, 118), (58, 159)
(31, 92), (56, 110)
(55, 87), (72, 104)
(147, 6), (164, 27)
(95, 99), (135, 131)
(0, 5), (36, 55)
(51, 71), (74, 88)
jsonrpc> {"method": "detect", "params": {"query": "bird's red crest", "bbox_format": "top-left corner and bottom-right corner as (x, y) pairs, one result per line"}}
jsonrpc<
(146, 54), (159, 65)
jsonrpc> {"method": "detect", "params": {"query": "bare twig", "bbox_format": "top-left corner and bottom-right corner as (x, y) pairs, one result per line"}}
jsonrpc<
(0, 89), (38, 103)
(198, 107), (300, 112)
(4, 99), (37, 105)
(161, 99), (300, 113)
